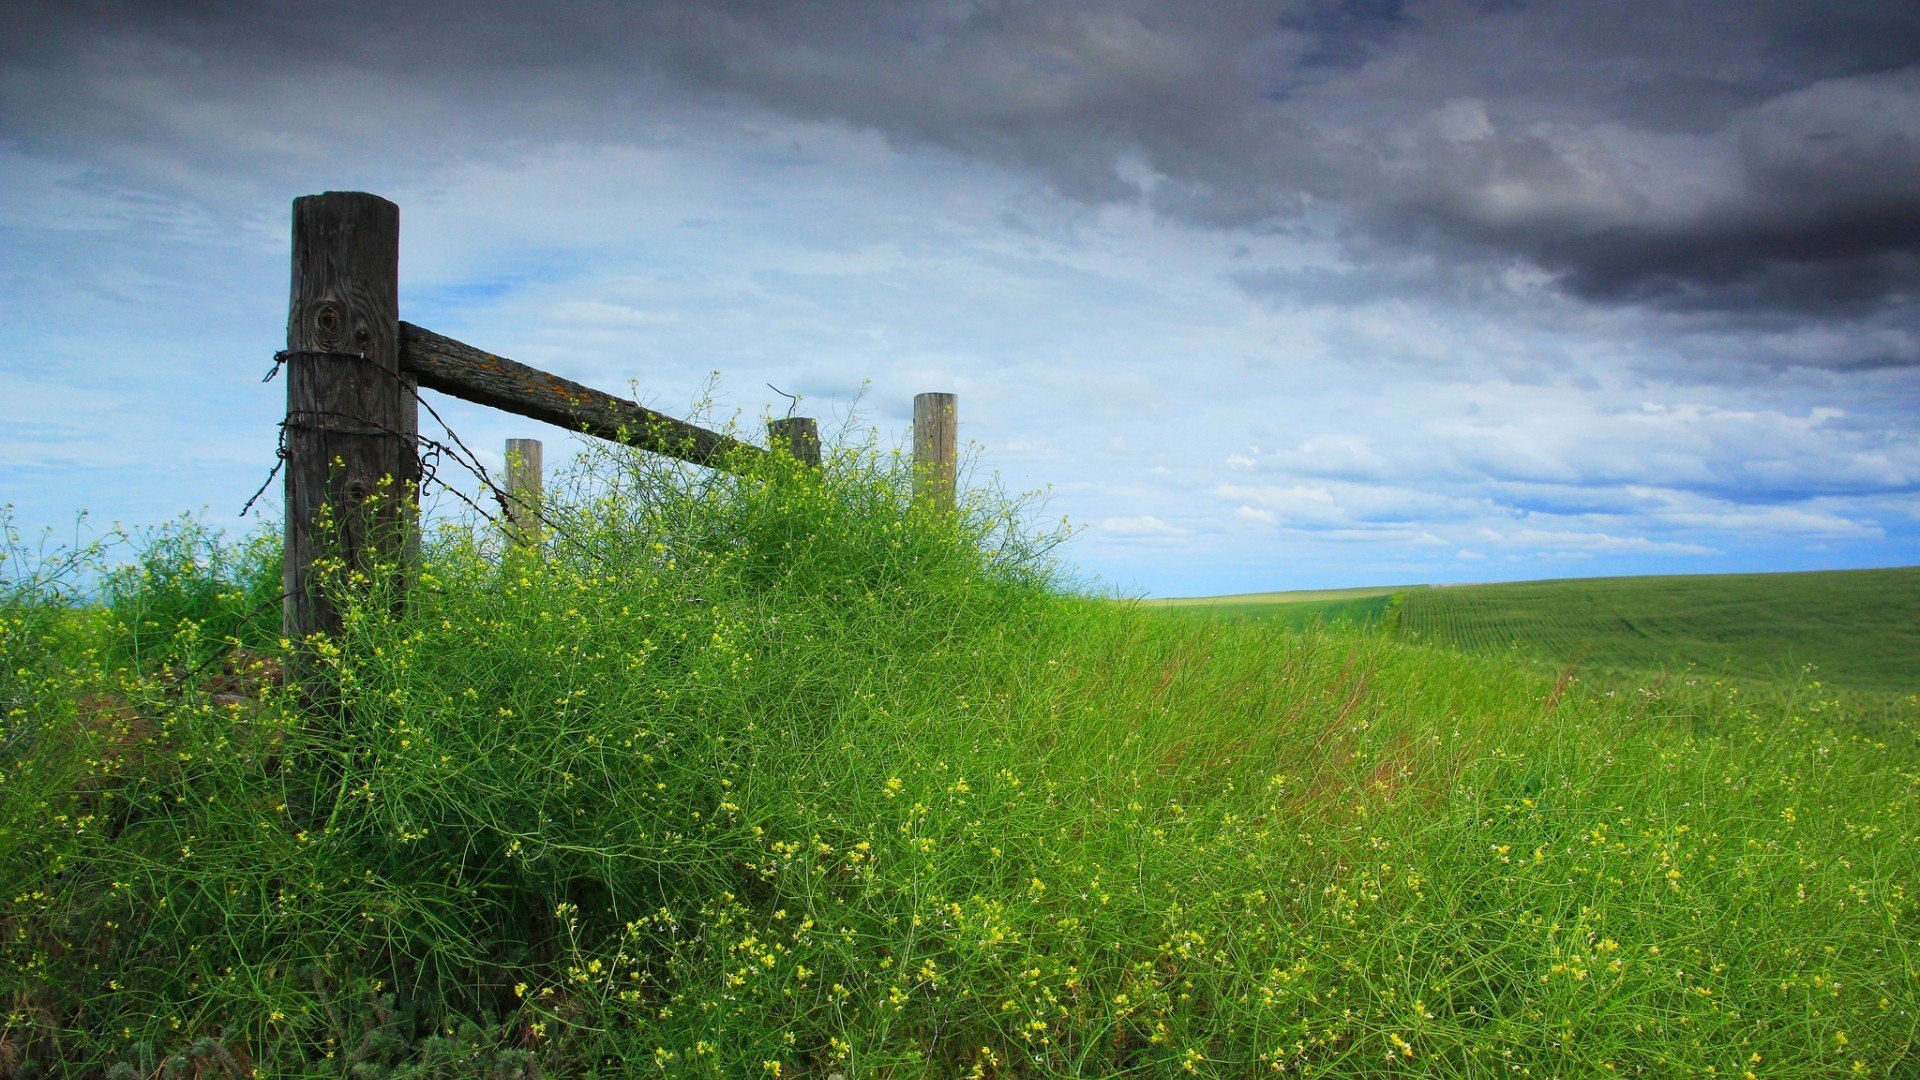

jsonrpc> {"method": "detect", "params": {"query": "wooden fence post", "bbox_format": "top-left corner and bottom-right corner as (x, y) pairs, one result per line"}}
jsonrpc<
(766, 417), (821, 467)
(912, 392), (957, 512)
(283, 191), (417, 662)
(505, 438), (544, 546)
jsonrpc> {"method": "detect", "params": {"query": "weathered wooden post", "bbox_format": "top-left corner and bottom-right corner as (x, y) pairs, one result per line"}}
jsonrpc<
(766, 417), (821, 467)
(283, 191), (417, 662)
(505, 438), (544, 546)
(912, 392), (957, 512)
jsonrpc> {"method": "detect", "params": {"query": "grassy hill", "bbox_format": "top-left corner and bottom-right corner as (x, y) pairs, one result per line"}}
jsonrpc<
(1155, 567), (1920, 698)
(5, 463), (1918, 1077)
(1145, 585), (1403, 631)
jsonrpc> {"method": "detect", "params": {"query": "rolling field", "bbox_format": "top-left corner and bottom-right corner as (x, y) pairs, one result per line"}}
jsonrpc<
(1400, 567), (1920, 694)
(7, 464), (1920, 1075)
(1145, 585), (1402, 631)
(1161, 567), (1920, 698)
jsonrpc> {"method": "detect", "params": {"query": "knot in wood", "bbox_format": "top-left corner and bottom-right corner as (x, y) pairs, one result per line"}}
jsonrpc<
(313, 302), (342, 347)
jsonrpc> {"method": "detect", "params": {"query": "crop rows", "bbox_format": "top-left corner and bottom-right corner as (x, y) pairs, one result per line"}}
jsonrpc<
(1394, 569), (1920, 696)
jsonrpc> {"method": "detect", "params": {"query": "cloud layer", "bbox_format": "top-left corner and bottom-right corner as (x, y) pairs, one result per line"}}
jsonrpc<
(2, 1), (1916, 593)
(12, 0), (1920, 326)
(648, 1), (1920, 323)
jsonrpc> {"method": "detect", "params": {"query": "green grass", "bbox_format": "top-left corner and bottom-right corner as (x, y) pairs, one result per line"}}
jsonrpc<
(1142, 587), (1403, 632)
(1163, 568), (1920, 700)
(1147, 586), (1406, 608)
(1397, 569), (1920, 695)
(4, 451), (1918, 1077)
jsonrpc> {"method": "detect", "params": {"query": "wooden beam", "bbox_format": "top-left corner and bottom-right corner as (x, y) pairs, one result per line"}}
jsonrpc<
(284, 192), (417, 655)
(912, 392), (957, 512)
(399, 322), (761, 470)
(505, 438), (543, 547)
(766, 416), (821, 467)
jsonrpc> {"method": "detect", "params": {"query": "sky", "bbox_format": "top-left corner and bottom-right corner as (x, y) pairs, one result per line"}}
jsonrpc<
(2, 0), (1917, 597)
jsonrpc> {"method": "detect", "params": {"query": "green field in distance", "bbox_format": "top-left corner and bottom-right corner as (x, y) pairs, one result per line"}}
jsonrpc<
(1143, 584), (1404, 631)
(1149, 566), (1920, 696)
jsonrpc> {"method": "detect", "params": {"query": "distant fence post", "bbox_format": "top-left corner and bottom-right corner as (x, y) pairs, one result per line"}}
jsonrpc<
(766, 417), (821, 467)
(505, 438), (544, 546)
(912, 392), (957, 512)
(283, 191), (417, 664)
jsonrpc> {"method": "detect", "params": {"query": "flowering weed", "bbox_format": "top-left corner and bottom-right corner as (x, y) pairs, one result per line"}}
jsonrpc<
(0, 450), (1915, 1076)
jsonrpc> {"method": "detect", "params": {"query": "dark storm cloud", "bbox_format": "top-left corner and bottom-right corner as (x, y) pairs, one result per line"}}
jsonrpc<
(6, 0), (1919, 329)
(1400, 61), (1920, 316)
(634, 0), (1920, 323)
(1277, 0), (1410, 73)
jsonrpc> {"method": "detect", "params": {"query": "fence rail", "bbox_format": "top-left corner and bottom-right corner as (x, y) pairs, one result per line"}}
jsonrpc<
(399, 322), (758, 468)
(282, 190), (957, 661)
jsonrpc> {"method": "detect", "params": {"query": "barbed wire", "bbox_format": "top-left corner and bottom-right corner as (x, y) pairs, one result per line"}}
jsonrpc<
(240, 349), (367, 517)
(242, 349), (570, 547)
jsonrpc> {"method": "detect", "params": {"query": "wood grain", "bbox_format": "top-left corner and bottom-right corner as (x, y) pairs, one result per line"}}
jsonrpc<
(505, 437), (544, 547)
(283, 192), (417, 656)
(766, 417), (821, 468)
(912, 392), (958, 512)
(400, 322), (759, 470)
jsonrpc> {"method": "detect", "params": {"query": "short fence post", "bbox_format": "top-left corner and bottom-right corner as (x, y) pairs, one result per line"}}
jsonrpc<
(912, 392), (957, 512)
(505, 438), (544, 546)
(283, 191), (417, 668)
(766, 417), (821, 467)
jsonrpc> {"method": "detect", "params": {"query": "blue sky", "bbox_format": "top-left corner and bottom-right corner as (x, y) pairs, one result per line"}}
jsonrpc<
(3, 1), (1917, 597)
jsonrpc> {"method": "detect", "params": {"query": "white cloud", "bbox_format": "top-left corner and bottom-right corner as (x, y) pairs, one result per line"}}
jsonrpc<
(1212, 481), (1485, 530)
(1505, 529), (1717, 556)
(1435, 98), (1495, 144)
(1, 4), (1915, 599)
(1619, 488), (1881, 538)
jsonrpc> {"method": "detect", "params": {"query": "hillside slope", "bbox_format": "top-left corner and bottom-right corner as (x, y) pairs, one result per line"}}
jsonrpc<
(1159, 567), (1920, 697)
(5, 481), (1918, 1076)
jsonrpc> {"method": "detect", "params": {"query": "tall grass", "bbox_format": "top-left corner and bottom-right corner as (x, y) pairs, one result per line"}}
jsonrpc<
(2, 444), (1916, 1077)
(100, 517), (283, 673)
